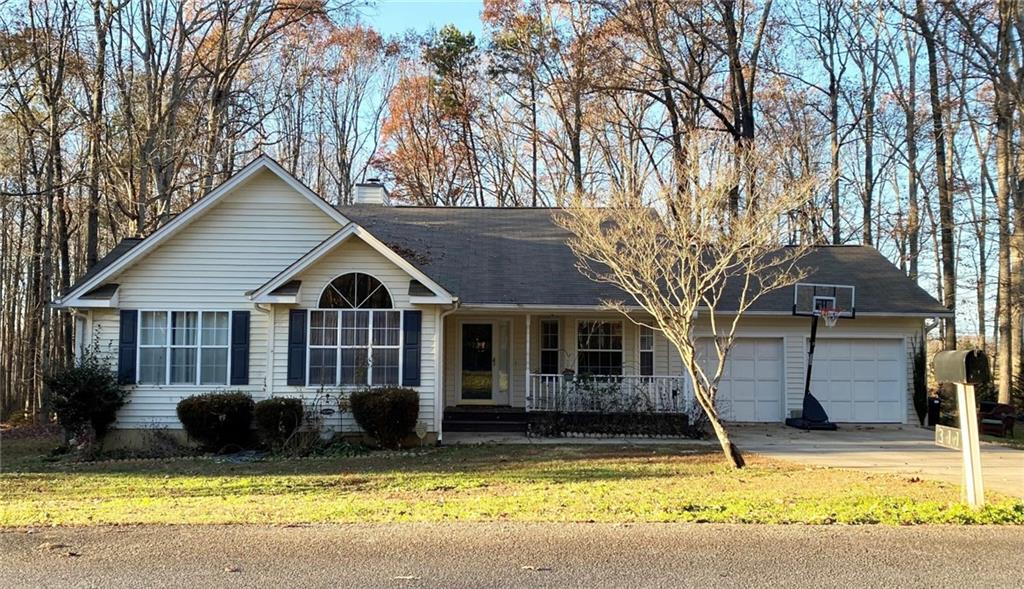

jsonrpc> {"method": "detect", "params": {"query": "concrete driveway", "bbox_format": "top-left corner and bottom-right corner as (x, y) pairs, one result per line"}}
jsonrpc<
(732, 424), (1024, 498)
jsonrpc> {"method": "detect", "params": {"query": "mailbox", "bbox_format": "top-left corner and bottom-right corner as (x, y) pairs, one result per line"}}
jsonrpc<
(933, 349), (990, 385)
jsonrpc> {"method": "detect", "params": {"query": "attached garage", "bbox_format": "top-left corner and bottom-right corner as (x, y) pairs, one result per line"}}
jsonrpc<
(704, 338), (784, 422)
(809, 338), (905, 423)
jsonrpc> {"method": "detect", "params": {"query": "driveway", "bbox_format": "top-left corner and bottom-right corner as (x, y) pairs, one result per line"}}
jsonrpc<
(732, 424), (1024, 498)
(3, 524), (1022, 589)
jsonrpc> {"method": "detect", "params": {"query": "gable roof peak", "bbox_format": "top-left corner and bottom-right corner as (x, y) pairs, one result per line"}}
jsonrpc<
(54, 154), (347, 306)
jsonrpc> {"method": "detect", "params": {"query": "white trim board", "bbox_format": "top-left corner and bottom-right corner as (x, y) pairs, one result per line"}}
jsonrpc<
(54, 156), (348, 308)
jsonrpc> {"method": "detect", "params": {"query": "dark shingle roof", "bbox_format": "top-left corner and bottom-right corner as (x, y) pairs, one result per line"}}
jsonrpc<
(340, 205), (948, 315)
(64, 238), (143, 297)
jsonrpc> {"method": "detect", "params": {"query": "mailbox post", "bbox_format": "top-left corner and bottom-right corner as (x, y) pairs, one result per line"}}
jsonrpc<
(933, 350), (988, 508)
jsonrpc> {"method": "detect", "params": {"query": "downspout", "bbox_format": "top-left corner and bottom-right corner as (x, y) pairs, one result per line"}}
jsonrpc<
(254, 303), (274, 397)
(436, 300), (461, 444)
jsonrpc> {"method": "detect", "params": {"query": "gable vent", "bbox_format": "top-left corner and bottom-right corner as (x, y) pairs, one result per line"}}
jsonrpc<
(354, 179), (389, 205)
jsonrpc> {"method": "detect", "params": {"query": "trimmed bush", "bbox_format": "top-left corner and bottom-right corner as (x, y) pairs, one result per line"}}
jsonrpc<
(254, 397), (304, 449)
(45, 348), (128, 441)
(176, 392), (254, 452)
(350, 387), (419, 448)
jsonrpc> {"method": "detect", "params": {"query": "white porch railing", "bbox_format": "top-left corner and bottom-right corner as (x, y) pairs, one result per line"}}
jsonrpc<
(527, 374), (694, 413)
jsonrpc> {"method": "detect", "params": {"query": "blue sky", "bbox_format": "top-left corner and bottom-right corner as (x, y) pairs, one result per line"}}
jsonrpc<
(359, 0), (485, 37)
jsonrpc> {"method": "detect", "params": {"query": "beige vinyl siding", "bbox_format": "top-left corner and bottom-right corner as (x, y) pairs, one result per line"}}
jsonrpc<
(115, 169), (340, 307)
(88, 169), (342, 428)
(270, 237), (440, 435)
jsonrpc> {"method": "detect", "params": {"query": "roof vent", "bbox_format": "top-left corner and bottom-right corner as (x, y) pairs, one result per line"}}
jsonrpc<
(354, 179), (389, 205)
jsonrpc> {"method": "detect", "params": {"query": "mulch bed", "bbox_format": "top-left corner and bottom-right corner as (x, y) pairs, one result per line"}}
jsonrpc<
(0, 422), (61, 440)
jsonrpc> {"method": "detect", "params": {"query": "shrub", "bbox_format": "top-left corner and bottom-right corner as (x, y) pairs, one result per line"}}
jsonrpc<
(45, 348), (128, 441)
(527, 411), (696, 438)
(350, 387), (419, 448)
(176, 392), (254, 452)
(254, 397), (304, 449)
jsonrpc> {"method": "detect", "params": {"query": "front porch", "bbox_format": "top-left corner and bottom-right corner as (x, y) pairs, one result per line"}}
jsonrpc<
(440, 310), (695, 435)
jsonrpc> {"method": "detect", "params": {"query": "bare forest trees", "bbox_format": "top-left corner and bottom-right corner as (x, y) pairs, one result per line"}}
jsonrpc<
(2, 0), (1023, 419)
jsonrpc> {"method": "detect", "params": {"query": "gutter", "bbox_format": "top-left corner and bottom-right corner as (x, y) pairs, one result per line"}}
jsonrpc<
(435, 299), (461, 444)
(456, 303), (952, 318)
(254, 303), (274, 397)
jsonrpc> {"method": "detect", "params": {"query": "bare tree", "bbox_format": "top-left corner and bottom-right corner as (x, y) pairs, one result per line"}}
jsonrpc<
(557, 135), (817, 468)
(942, 0), (1020, 400)
(910, 0), (958, 350)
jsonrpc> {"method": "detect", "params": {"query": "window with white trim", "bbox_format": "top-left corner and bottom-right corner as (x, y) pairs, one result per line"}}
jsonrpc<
(308, 273), (400, 387)
(137, 311), (230, 385)
(540, 319), (559, 374)
(576, 320), (623, 376)
(639, 325), (655, 376)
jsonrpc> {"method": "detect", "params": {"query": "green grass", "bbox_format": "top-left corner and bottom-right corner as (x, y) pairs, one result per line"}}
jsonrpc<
(1, 437), (1022, 526)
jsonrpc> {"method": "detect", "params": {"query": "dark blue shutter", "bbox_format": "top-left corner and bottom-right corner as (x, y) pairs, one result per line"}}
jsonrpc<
(402, 310), (422, 387)
(287, 309), (307, 386)
(230, 311), (250, 385)
(117, 310), (138, 385)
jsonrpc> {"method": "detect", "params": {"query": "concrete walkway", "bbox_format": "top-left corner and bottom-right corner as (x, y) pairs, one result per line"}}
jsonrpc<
(731, 424), (1024, 498)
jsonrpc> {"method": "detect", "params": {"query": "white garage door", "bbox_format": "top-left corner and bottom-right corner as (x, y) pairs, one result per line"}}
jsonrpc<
(702, 338), (783, 422)
(811, 339), (904, 423)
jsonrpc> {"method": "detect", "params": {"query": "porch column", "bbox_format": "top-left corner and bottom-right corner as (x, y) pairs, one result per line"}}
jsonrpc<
(525, 314), (531, 408)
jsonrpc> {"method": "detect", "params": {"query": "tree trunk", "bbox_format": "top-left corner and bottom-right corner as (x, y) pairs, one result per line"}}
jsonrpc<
(530, 76), (538, 207)
(85, 0), (109, 269)
(916, 0), (957, 349)
(707, 410), (746, 469)
(829, 80), (841, 244)
(994, 59), (1014, 403)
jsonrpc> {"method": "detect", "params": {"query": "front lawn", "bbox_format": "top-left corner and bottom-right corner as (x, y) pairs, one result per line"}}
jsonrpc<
(1, 439), (1022, 526)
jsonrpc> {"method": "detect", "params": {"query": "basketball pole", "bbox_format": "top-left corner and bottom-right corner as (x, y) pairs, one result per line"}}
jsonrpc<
(803, 312), (820, 400)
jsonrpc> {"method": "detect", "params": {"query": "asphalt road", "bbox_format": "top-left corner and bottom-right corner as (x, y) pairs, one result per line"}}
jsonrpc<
(3, 523), (1022, 588)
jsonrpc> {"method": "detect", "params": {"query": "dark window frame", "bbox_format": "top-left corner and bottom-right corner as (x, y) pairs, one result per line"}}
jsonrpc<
(539, 319), (560, 375)
(576, 320), (624, 376)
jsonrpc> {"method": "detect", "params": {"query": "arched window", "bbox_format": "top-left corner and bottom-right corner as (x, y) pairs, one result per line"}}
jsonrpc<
(308, 273), (400, 387)
(319, 273), (392, 309)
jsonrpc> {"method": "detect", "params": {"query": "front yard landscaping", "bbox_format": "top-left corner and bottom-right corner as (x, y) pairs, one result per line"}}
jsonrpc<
(3, 433), (1023, 527)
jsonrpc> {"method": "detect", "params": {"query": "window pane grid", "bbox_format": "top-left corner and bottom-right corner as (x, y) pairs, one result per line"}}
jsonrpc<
(577, 321), (623, 376)
(340, 311), (368, 346)
(138, 311), (230, 386)
(540, 320), (559, 374)
(309, 309), (401, 387)
(200, 311), (229, 385)
(319, 273), (394, 309)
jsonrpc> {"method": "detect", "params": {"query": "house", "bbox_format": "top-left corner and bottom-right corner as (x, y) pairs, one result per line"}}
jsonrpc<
(54, 156), (950, 444)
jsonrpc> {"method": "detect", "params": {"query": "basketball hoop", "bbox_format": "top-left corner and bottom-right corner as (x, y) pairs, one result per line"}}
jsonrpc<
(819, 307), (842, 328)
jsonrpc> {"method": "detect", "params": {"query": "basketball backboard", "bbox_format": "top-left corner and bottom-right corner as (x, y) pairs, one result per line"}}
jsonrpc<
(792, 283), (856, 318)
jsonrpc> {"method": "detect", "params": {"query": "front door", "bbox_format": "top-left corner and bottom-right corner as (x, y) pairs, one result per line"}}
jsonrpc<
(460, 321), (511, 404)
